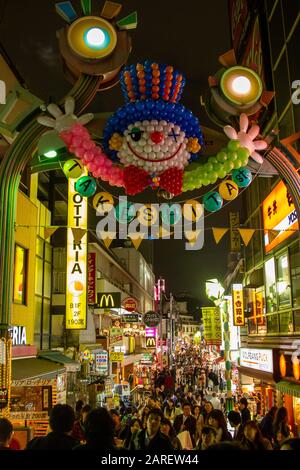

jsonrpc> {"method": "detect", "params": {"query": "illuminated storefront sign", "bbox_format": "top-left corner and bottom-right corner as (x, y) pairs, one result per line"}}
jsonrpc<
(232, 284), (245, 326)
(240, 348), (273, 373)
(122, 297), (138, 312)
(201, 307), (222, 345)
(97, 292), (121, 308)
(66, 179), (87, 329)
(145, 327), (157, 337)
(87, 253), (96, 305)
(8, 326), (26, 346)
(263, 180), (299, 253)
(146, 336), (156, 348)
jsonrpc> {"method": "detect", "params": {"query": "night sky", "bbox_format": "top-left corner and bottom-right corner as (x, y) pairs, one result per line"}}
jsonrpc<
(0, 0), (243, 304)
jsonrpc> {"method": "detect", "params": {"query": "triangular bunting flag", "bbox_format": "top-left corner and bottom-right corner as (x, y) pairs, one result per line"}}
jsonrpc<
(44, 226), (59, 239)
(98, 231), (116, 249)
(102, 237), (114, 249)
(212, 227), (229, 244)
(184, 229), (201, 241)
(128, 232), (145, 250)
(159, 227), (172, 239)
(238, 228), (256, 246)
(268, 229), (280, 243)
(71, 227), (86, 244)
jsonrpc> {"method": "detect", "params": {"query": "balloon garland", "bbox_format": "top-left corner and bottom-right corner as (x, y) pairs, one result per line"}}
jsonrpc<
(38, 69), (267, 209)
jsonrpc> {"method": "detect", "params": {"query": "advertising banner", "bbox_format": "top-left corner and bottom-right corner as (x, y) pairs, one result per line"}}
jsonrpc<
(110, 352), (124, 363)
(263, 180), (299, 253)
(232, 284), (245, 326)
(87, 253), (96, 305)
(66, 179), (87, 329)
(240, 348), (273, 373)
(201, 307), (222, 345)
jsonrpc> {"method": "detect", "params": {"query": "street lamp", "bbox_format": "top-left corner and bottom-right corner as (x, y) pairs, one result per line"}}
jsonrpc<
(205, 278), (225, 305)
(205, 278), (233, 411)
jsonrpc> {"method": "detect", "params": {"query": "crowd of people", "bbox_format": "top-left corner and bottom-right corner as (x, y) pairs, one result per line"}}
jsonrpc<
(1, 346), (300, 451)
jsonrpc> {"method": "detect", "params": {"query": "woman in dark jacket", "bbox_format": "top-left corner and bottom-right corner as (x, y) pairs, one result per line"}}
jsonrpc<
(259, 406), (277, 444)
(241, 421), (272, 450)
(207, 409), (232, 442)
(123, 418), (142, 449)
(73, 408), (116, 451)
(273, 406), (292, 449)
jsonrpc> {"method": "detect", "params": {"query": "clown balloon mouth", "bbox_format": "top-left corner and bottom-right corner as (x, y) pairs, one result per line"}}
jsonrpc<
(127, 141), (183, 163)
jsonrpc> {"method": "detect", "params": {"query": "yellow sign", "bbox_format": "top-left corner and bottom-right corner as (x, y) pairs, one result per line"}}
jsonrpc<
(232, 284), (244, 326)
(66, 178), (87, 329)
(255, 290), (264, 325)
(146, 336), (157, 348)
(263, 180), (299, 253)
(110, 352), (124, 362)
(201, 307), (222, 345)
(183, 200), (203, 222)
(93, 192), (114, 214)
(229, 212), (240, 252)
(137, 204), (158, 226)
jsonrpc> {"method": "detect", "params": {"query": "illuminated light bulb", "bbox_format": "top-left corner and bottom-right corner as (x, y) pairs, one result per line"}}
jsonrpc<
(85, 27), (105, 47)
(44, 150), (57, 158)
(232, 76), (251, 95)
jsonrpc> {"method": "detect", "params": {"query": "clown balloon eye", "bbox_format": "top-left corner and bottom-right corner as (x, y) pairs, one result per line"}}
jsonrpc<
(129, 127), (143, 142)
(168, 128), (180, 142)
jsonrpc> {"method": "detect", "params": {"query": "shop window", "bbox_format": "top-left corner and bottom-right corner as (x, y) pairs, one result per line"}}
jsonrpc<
(35, 237), (52, 350)
(13, 244), (27, 305)
(265, 257), (278, 312)
(293, 310), (300, 333)
(276, 253), (291, 307)
(266, 313), (279, 333)
(279, 310), (294, 333)
(256, 288), (267, 335)
(290, 244), (300, 308)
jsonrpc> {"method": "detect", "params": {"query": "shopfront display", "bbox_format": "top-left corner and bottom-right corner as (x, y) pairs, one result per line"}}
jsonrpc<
(238, 347), (281, 414)
(10, 357), (67, 436)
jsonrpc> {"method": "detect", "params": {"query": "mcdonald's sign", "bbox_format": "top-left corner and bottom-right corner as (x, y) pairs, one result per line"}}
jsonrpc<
(97, 292), (121, 309)
(146, 336), (156, 348)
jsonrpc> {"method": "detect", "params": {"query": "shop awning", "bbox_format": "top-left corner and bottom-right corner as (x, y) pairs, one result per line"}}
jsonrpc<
(12, 358), (65, 381)
(275, 381), (300, 398)
(38, 351), (80, 372)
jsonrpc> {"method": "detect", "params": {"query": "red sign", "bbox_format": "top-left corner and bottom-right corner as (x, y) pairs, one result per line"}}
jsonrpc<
(87, 253), (96, 305)
(229, 0), (249, 52)
(122, 297), (138, 312)
(242, 16), (265, 87)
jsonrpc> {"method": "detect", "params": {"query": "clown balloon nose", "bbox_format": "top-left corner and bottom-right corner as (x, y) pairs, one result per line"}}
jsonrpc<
(102, 61), (204, 195)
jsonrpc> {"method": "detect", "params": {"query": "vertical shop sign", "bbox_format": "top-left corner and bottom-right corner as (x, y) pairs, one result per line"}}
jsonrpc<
(66, 178), (87, 329)
(255, 291), (264, 325)
(232, 284), (245, 326)
(87, 253), (96, 305)
(229, 212), (241, 252)
(202, 307), (222, 345)
(229, 0), (249, 53)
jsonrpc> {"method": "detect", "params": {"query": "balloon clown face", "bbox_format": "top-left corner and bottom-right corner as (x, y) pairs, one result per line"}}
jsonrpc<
(103, 61), (204, 195)
(118, 120), (190, 173)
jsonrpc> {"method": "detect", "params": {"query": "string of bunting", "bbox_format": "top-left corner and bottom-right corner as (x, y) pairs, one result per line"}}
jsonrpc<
(15, 223), (295, 249)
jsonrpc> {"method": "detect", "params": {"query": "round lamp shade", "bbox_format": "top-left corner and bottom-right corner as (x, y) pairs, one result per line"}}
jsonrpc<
(220, 66), (263, 106)
(67, 16), (117, 59)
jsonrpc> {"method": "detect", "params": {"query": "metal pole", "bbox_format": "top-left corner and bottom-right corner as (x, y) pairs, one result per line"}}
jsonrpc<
(222, 300), (233, 412)
(159, 288), (163, 370)
(170, 293), (173, 367)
